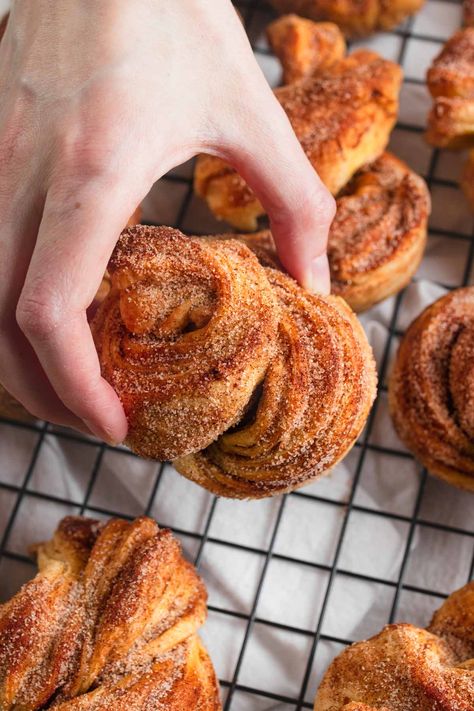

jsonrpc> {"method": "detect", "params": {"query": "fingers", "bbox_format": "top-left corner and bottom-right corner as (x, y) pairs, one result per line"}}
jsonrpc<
(220, 88), (335, 293)
(15, 176), (144, 443)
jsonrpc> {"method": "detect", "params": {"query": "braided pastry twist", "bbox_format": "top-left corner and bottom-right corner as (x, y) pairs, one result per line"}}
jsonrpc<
(314, 582), (474, 710)
(389, 287), (474, 491)
(92, 226), (377, 499)
(268, 0), (425, 38)
(0, 516), (220, 710)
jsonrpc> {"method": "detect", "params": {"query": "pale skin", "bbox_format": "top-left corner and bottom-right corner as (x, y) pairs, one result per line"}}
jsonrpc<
(0, 0), (335, 443)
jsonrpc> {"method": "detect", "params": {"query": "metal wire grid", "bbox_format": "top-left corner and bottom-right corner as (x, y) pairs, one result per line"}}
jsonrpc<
(0, 0), (473, 709)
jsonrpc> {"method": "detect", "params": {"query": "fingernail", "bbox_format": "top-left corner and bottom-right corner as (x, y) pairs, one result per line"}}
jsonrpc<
(310, 254), (331, 295)
(83, 419), (122, 447)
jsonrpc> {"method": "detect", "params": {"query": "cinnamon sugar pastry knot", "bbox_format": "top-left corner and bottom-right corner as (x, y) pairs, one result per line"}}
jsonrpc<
(93, 225), (376, 498)
(389, 287), (474, 491)
(0, 515), (221, 710)
(266, 15), (346, 83)
(227, 153), (430, 313)
(175, 268), (377, 498)
(314, 582), (474, 710)
(462, 149), (474, 209)
(92, 225), (279, 461)
(194, 50), (402, 230)
(268, 0), (425, 38)
(426, 28), (474, 148)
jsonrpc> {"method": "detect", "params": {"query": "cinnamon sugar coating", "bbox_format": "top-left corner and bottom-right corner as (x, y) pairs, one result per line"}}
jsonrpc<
(93, 225), (376, 499)
(92, 226), (279, 461)
(0, 383), (35, 422)
(426, 28), (474, 148)
(465, 0), (474, 26)
(194, 50), (402, 230)
(225, 153), (430, 313)
(175, 268), (377, 498)
(267, 15), (346, 83)
(329, 152), (430, 311)
(314, 583), (474, 710)
(269, 0), (425, 38)
(0, 516), (221, 710)
(389, 287), (474, 491)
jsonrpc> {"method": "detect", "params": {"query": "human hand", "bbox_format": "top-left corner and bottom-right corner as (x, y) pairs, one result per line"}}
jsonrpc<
(0, 0), (335, 442)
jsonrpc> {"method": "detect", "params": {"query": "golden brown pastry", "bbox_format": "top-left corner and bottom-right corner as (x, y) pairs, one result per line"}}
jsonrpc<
(195, 50), (402, 230)
(462, 149), (474, 209)
(465, 0), (474, 27)
(92, 225), (279, 461)
(226, 153), (430, 313)
(389, 287), (474, 491)
(0, 515), (221, 710)
(314, 582), (474, 710)
(269, 0), (426, 38)
(426, 28), (474, 148)
(93, 225), (377, 499)
(328, 152), (430, 311)
(266, 15), (346, 83)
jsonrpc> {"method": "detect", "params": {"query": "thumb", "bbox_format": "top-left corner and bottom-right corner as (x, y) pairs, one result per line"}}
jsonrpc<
(222, 94), (335, 293)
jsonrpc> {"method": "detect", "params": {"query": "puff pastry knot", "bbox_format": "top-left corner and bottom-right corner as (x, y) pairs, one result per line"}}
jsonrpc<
(314, 582), (474, 710)
(426, 27), (474, 149)
(92, 225), (377, 499)
(268, 0), (426, 38)
(0, 515), (221, 710)
(389, 287), (474, 491)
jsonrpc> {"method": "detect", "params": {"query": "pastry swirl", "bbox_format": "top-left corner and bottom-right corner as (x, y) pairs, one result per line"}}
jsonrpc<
(175, 268), (377, 498)
(227, 153), (430, 313)
(0, 515), (220, 710)
(389, 287), (474, 491)
(92, 225), (279, 461)
(93, 225), (376, 499)
(268, 0), (426, 38)
(426, 28), (474, 149)
(328, 152), (430, 311)
(266, 15), (346, 83)
(314, 582), (474, 710)
(194, 50), (402, 230)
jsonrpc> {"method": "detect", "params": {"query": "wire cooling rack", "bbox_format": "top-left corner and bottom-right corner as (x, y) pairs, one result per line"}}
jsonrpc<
(0, 1), (473, 709)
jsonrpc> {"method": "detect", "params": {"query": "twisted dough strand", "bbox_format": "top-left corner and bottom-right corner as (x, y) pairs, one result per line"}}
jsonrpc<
(176, 268), (377, 498)
(0, 516), (220, 711)
(389, 287), (474, 491)
(93, 226), (376, 499)
(93, 226), (279, 460)
(314, 583), (474, 710)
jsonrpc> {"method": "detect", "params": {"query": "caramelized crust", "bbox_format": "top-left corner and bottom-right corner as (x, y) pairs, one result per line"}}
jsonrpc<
(328, 152), (430, 311)
(269, 0), (425, 38)
(195, 51), (402, 230)
(225, 153), (430, 313)
(462, 149), (474, 209)
(175, 269), (377, 499)
(93, 225), (376, 498)
(314, 583), (474, 710)
(92, 225), (279, 461)
(267, 15), (346, 83)
(0, 516), (221, 711)
(426, 28), (474, 148)
(388, 287), (474, 491)
(427, 29), (474, 98)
